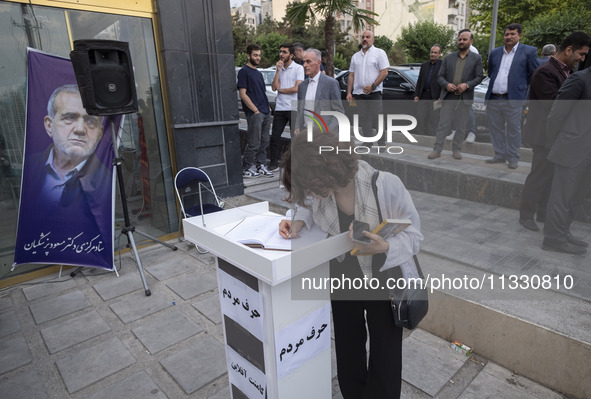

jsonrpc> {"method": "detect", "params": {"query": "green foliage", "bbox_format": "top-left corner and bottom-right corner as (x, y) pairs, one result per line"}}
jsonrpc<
(256, 32), (289, 67)
(333, 52), (349, 70)
(396, 21), (455, 62)
(374, 35), (394, 53)
(526, 6), (591, 49)
(388, 44), (407, 65)
(472, 33), (490, 70)
(232, 12), (254, 60)
(257, 14), (278, 36)
(235, 52), (248, 67)
(468, 0), (563, 38)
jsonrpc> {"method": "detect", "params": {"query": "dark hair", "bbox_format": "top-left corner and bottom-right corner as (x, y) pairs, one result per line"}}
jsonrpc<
(246, 43), (261, 56)
(280, 130), (358, 206)
(293, 42), (305, 51)
(504, 23), (522, 34)
(457, 29), (473, 40)
(431, 44), (442, 52)
(558, 32), (591, 53)
(280, 42), (295, 56)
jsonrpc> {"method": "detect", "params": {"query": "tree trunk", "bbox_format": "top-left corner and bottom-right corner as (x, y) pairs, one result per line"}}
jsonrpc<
(324, 14), (335, 77)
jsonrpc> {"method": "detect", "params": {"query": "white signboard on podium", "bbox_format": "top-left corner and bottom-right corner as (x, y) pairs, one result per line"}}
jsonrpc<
(183, 202), (352, 399)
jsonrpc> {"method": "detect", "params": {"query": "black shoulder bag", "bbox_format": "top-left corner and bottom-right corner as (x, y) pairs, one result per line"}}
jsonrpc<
(371, 171), (429, 330)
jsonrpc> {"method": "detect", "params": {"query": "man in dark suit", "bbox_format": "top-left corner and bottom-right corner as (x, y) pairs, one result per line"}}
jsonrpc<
(427, 29), (483, 160)
(519, 32), (591, 232)
(414, 44), (443, 136)
(485, 23), (539, 169)
(542, 67), (591, 254)
(294, 48), (344, 135)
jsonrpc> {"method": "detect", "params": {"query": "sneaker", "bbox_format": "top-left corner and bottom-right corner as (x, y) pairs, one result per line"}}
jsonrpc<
(243, 166), (260, 178)
(267, 163), (280, 172)
(257, 164), (274, 177)
(446, 130), (455, 141)
(466, 132), (476, 143)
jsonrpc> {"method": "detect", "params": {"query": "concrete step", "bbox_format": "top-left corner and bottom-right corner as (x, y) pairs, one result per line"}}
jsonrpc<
(244, 187), (591, 398)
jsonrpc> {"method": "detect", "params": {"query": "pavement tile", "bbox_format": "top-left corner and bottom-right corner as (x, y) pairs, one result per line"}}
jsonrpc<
(160, 335), (226, 394)
(458, 363), (563, 399)
(192, 294), (222, 324)
(29, 290), (91, 325)
(132, 309), (204, 354)
(207, 385), (230, 399)
(0, 309), (21, 338)
(109, 293), (172, 324)
(55, 337), (136, 394)
(22, 279), (78, 301)
(40, 310), (111, 354)
(0, 368), (49, 399)
(0, 334), (32, 374)
(145, 252), (197, 281)
(93, 272), (144, 300)
(85, 370), (167, 399)
(402, 329), (467, 396)
(0, 296), (12, 311)
(165, 271), (217, 300)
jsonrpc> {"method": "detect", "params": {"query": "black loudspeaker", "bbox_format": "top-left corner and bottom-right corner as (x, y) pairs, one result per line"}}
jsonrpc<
(70, 39), (138, 116)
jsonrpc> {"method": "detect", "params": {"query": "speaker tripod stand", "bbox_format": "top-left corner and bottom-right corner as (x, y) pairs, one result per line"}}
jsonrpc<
(71, 116), (177, 296)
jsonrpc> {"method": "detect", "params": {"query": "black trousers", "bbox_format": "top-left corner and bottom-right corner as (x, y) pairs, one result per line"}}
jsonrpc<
(544, 153), (591, 241)
(269, 110), (292, 166)
(353, 92), (384, 145)
(331, 299), (402, 399)
(416, 95), (439, 136)
(519, 145), (553, 221)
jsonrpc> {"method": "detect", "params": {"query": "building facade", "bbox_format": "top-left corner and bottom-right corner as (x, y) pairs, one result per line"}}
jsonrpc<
(0, 0), (241, 283)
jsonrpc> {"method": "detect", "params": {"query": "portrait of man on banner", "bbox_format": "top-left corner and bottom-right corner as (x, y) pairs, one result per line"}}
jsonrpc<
(13, 50), (117, 270)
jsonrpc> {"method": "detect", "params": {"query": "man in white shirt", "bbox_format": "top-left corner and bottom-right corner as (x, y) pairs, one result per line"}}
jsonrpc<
(346, 30), (390, 145)
(268, 43), (304, 171)
(484, 23), (539, 169)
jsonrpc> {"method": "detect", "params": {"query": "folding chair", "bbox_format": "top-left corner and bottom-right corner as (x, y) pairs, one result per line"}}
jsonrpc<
(174, 167), (224, 246)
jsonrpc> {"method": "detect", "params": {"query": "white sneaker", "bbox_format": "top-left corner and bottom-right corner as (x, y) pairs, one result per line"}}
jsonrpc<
(466, 132), (476, 143)
(257, 164), (274, 178)
(446, 130), (455, 141)
(243, 166), (260, 178)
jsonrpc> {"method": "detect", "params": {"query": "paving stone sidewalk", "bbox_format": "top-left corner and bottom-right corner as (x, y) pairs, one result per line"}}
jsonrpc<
(0, 236), (569, 398)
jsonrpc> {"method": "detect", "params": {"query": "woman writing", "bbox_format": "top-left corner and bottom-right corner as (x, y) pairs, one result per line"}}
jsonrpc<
(279, 130), (423, 398)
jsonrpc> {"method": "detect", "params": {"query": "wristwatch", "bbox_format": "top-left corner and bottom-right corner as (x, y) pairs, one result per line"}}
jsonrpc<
(371, 83), (377, 90)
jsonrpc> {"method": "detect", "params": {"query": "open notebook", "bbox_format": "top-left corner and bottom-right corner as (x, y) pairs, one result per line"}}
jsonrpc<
(222, 214), (327, 251)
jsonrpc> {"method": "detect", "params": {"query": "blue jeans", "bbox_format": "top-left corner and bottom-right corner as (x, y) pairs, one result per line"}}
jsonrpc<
(243, 112), (271, 170)
(486, 99), (523, 162)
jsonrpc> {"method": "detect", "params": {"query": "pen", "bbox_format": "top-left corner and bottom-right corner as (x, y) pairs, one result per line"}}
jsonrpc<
(288, 207), (297, 237)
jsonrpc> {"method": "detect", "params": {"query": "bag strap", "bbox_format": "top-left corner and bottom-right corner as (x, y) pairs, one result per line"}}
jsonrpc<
(371, 170), (424, 279)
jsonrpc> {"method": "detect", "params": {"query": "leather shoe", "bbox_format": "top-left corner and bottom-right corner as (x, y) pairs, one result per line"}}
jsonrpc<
(485, 157), (505, 164)
(519, 218), (539, 231)
(542, 239), (587, 255)
(427, 151), (441, 159)
(508, 161), (518, 169)
(566, 234), (589, 248)
(452, 150), (462, 160)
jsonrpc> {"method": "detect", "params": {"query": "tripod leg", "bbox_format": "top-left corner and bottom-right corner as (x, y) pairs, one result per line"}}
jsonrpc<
(134, 229), (178, 251)
(126, 231), (151, 296)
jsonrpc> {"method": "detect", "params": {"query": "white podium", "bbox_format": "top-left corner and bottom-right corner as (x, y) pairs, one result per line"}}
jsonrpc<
(183, 202), (352, 399)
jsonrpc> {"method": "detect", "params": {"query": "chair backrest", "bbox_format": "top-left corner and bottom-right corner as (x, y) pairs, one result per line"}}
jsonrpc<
(174, 167), (220, 218)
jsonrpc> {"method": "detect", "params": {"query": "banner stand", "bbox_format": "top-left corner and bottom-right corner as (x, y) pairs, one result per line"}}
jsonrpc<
(69, 117), (177, 296)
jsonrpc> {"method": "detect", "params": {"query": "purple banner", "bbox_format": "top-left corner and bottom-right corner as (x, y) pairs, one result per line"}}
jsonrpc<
(13, 50), (116, 270)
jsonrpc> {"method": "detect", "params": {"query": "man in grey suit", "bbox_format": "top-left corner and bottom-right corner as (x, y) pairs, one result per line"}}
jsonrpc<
(542, 67), (591, 254)
(294, 48), (344, 135)
(428, 29), (483, 160)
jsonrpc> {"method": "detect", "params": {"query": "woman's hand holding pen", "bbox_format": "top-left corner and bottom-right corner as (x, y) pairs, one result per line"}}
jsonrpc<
(348, 223), (389, 254)
(279, 219), (305, 239)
